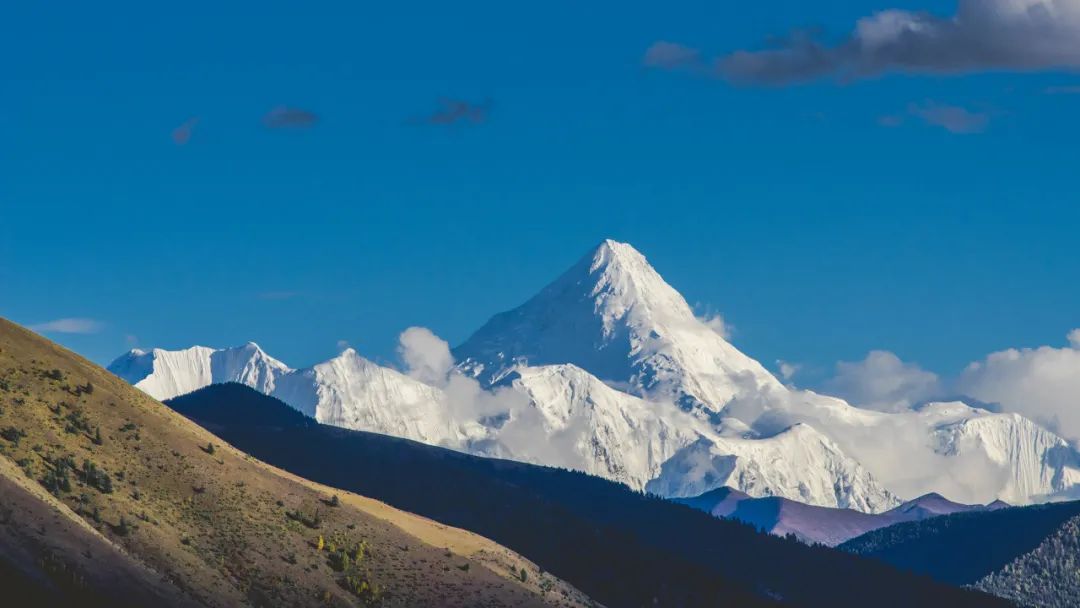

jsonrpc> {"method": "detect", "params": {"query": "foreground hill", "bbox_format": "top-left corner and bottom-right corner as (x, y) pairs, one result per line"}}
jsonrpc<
(166, 382), (1008, 607)
(678, 486), (1004, 546)
(840, 500), (1080, 587)
(0, 319), (589, 608)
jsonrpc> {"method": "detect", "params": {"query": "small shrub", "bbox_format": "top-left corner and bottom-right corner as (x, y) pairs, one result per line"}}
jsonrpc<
(341, 574), (382, 605)
(1, 426), (26, 445)
(287, 508), (322, 529)
(329, 550), (351, 572)
(81, 460), (113, 494)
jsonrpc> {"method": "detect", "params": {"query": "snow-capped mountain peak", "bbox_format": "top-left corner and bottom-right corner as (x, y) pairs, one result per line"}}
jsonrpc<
(455, 239), (780, 417)
(107, 343), (291, 401)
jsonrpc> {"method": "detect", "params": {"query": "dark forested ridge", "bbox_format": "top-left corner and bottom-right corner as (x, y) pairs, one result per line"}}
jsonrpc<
(167, 383), (1008, 608)
(840, 497), (1080, 586)
(976, 514), (1080, 607)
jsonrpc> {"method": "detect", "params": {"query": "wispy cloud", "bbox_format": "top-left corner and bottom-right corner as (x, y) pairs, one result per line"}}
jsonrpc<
(29, 318), (105, 334)
(1045, 85), (1080, 95)
(257, 291), (300, 301)
(643, 41), (703, 71)
(777, 360), (802, 381)
(413, 99), (492, 126)
(172, 117), (199, 145)
(877, 114), (905, 128)
(651, 1), (1080, 85)
(908, 102), (991, 134)
(263, 106), (319, 129)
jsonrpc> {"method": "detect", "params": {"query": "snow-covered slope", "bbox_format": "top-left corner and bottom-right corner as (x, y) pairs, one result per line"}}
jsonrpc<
(107, 342), (291, 401)
(493, 364), (897, 509)
(491, 364), (704, 490)
(928, 407), (1080, 505)
(455, 239), (780, 418)
(270, 348), (477, 448)
(648, 423), (899, 512)
(745, 393), (1080, 506)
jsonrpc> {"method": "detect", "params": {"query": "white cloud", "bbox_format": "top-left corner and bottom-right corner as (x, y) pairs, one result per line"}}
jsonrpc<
(398, 326), (455, 386)
(29, 318), (104, 334)
(777, 360), (801, 381)
(958, 330), (1080, 440)
(699, 313), (733, 340)
(824, 350), (942, 412)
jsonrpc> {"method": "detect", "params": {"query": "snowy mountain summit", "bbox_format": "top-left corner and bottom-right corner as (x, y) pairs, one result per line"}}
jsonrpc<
(456, 239), (780, 419)
(109, 342), (291, 401)
(109, 239), (1080, 513)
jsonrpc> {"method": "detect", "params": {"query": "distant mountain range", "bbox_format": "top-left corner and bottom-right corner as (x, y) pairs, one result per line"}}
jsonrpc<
(164, 381), (1006, 607)
(678, 486), (1008, 546)
(109, 240), (1080, 513)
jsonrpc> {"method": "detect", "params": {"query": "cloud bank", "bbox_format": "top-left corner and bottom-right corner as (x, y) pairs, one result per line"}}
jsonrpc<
(824, 350), (942, 412)
(650, 0), (1080, 84)
(958, 330), (1080, 440)
(822, 329), (1080, 442)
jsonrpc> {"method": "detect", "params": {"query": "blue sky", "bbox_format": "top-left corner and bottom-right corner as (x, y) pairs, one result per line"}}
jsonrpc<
(2, 0), (1079, 388)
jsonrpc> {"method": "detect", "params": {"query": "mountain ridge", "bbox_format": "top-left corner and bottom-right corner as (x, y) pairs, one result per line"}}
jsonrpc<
(678, 486), (1006, 546)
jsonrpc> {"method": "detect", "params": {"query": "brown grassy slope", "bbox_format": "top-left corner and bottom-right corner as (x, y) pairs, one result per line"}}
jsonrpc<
(0, 318), (594, 608)
(0, 452), (200, 607)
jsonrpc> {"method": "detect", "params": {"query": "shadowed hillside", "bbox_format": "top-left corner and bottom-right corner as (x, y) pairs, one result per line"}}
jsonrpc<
(166, 382), (1009, 608)
(976, 514), (1080, 607)
(0, 319), (591, 608)
(840, 500), (1080, 586)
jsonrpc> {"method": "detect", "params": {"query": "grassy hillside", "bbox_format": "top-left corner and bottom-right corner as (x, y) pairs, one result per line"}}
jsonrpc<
(0, 318), (591, 608)
(166, 382), (1010, 608)
(840, 500), (1080, 586)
